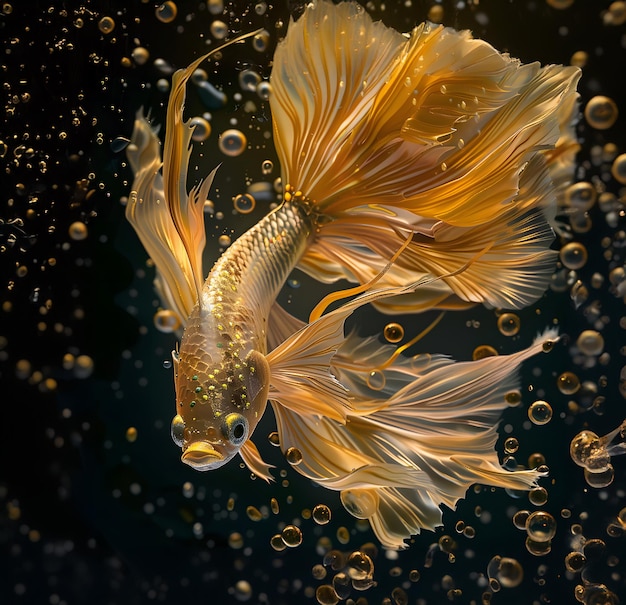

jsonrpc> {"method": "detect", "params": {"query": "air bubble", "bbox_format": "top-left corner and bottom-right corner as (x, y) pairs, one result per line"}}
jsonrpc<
(558, 371), (580, 395)
(312, 504), (332, 525)
(341, 489), (379, 519)
(611, 153), (626, 184)
(528, 400), (553, 425)
(98, 16), (115, 34)
(154, 309), (181, 333)
(285, 446), (303, 465)
(281, 524), (303, 547)
(155, 2), (177, 23)
(584, 96), (618, 130)
(526, 511), (557, 541)
(560, 242), (588, 270)
(383, 323), (404, 343)
(233, 193), (255, 214)
(576, 330), (604, 356)
(69, 221), (88, 241)
(473, 345), (498, 360)
(246, 506), (263, 521)
(219, 129), (247, 157)
(190, 117), (211, 141)
(564, 182), (596, 211)
(497, 313), (520, 336)
(366, 369), (385, 391)
(210, 20), (229, 40)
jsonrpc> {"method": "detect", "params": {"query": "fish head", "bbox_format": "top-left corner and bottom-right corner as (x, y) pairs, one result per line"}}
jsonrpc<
(170, 347), (270, 471)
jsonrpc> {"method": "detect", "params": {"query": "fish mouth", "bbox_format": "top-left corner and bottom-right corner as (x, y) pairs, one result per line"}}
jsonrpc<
(181, 441), (224, 471)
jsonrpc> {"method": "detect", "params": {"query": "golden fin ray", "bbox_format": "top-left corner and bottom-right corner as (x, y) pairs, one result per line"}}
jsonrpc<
(239, 440), (275, 483)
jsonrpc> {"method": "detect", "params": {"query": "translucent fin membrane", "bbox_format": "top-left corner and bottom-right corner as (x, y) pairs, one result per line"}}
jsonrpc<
(271, 0), (580, 312)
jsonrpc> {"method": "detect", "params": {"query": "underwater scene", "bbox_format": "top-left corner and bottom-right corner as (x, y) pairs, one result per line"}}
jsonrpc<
(2, 1), (626, 604)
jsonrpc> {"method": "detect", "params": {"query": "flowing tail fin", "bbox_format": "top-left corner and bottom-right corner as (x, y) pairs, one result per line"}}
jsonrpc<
(270, 0), (580, 312)
(266, 282), (558, 548)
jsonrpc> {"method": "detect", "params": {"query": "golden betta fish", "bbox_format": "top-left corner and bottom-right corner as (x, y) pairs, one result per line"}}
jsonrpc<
(126, 1), (579, 548)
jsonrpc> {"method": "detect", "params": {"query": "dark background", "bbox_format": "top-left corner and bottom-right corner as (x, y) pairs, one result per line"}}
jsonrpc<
(1, 1), (625, 604)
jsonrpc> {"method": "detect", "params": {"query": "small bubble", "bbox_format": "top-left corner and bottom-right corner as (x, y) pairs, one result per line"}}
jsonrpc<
(233, 193), (255, 214)
(234, 580), (252, 602)
(312, 564), (327, 580)
(312, 504), (332, 525)
(190, 117), (211, 141)
(74, 355), (94, 379)
(238, 69), (261, 92)
(489, 556), (524, 588)
(210, 20), (229, 40)
(611, 153), (626, 184)
(366, 369), (385, 391)
(154, 309), (181, 333)
(336, 526), (350, 544)
(285, 447), (303, 465)
(125, 427), (138, 442)
(497, 313), (521, 336)
(560, 242), (588, 270)
(246, 506), (263, 521)
(383, 323), (404, 343)
(68, 221), (88, 241)
(564, 182), (596, 211)
(155, 1), (177, 23)
(558, 371), (580, 395)
(473, 345), (498, 360)
(270, 498), (279, 514)
(528, 400), (553, 425)
(98, 16), (115, 34)
(218, 234), (232, 247)
(525, 537), (552, 556)
(564, 551), (586, 572)
(504, 437), (519, 454)
(576, 330), (604, 356)
(131, 47), (150, 66)
(463, 526), (476, 538)
(253, 30), (270, 52)
(584, 96), (619, 130)
(270, 534), (286, 551)
(219, 129), (247, 157)
(391, 586), (409, 605)
(504, 391), (522, 406)
(528, 487), (548, 506)
(526, 511), (557, 541)
(570, 50), (588, 67)
(584, 465), (614, 488)
(256, 81), (272, 100)
(281, 524), (303, 547)
(228, 532), (244, 549)
(341, 489), (379, 519)
(428, 4), (444, 21)
(261, 159), (274, 175)
(346, 551), (374, 580)
(315, 585), (339, 605)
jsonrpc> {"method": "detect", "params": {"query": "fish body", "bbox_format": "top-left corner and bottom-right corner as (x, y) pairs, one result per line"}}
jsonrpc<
(126, 0), (580, 547)
(173, 203), (314, 469)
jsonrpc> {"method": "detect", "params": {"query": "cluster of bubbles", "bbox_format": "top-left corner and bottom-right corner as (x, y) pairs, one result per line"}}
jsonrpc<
(570, 420), (626, 488)
(3, 0), (626, 604)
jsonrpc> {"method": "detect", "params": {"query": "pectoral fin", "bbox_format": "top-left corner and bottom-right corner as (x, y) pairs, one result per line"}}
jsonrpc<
(239, 440), (274, 483)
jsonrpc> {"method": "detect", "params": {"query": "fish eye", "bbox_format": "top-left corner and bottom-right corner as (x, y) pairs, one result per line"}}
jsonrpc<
(171, 414), (185, 447)
(221, 413), (248, 446)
